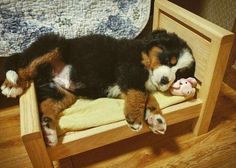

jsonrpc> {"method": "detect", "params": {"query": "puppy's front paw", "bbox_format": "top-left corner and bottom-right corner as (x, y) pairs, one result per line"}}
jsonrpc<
(41, 116), (58, 146)
(145, 109), (167, 134)
(125, 115), (143, 132)
(1, 70), (24, 98)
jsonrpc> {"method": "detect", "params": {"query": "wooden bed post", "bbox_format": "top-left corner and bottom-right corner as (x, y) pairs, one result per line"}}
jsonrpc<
(20, 83), (53, 168)
(22, 135), (53, 168)
(193, 36), (234, 135)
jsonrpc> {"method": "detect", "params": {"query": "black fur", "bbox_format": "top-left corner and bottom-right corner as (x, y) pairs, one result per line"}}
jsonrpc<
(145, 30), (191, 62)
(3, 30), (195, 101)
(65, 35), (148, 98)
(5, 34), (149, 100)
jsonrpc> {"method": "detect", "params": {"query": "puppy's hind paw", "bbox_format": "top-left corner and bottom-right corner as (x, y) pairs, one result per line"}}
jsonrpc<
(43, 126), (58, 146)
(1, 84), (6, 90)
(41, 116), (58, 147)
(1, 70), (24, 98)
(1, 81), (23, 98)
(1, 87), (23, 98)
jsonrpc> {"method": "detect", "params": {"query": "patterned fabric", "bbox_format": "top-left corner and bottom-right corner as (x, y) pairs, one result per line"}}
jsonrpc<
(0, 0), (151, 57)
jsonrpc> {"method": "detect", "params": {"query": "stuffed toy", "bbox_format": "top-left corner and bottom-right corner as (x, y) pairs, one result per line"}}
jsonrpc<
(170, 77), (197, 97)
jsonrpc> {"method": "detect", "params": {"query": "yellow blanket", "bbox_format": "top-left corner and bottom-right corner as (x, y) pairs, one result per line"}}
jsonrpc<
(57, 92), (187, 135)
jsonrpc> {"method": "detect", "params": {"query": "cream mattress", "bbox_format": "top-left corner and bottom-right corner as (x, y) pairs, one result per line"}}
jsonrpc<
(57, 91), (188, 135)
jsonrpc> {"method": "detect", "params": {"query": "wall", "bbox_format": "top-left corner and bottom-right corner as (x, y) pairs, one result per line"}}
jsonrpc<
(170, 0), (236, 30)
(200, 0), (236, 30)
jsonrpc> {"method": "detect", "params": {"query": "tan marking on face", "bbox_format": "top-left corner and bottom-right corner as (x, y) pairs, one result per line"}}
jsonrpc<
(170, 56), (177, 65)
(148, 47), (162, 69)
(141, 52), (151, 68)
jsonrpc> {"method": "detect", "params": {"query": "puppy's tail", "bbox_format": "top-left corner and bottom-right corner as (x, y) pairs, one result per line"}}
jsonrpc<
(3, 53), (22, 74)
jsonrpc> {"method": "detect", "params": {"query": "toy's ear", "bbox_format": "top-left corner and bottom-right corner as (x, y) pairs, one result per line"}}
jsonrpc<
(187, 77), (197, 87)
(172, 80), (180, 89)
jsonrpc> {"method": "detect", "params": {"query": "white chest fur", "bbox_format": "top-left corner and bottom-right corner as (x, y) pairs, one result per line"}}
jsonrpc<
(53, 65), (72, 89)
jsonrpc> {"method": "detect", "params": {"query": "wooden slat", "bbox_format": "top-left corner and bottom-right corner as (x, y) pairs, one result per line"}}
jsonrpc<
(163, 99), (202, 125)
(47, 99), (202, 160)
(194, 37), (234, 135)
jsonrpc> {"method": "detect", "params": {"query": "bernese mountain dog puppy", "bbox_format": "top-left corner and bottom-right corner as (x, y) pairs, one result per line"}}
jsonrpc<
(1, 30), (195, 146)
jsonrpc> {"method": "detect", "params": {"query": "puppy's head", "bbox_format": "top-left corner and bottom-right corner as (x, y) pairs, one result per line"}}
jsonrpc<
(142, 47), (177, 92)
(143, 30), (195, 92)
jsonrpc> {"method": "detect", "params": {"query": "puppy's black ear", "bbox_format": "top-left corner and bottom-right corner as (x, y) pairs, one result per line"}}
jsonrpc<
(144, 29), (167, 52)
(3, 53), (22, 73)
(175, 61), (196, 81)
(149, 29), (168, 39)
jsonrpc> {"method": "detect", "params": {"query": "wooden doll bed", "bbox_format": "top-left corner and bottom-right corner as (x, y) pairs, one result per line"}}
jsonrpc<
(19, 0), (234, 167)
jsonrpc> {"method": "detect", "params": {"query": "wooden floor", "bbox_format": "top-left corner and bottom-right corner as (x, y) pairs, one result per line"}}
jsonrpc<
(0, 83), (236, 168)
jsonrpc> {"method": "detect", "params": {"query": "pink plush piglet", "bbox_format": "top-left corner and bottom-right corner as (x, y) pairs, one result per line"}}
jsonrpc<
(170, 77), (197, 97)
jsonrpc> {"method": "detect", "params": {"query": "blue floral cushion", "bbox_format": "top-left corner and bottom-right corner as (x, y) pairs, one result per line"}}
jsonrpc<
(0, 0), (151, 57)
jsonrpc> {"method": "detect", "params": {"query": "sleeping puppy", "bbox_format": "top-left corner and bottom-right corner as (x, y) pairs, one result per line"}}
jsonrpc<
(1, 29), (195, 146)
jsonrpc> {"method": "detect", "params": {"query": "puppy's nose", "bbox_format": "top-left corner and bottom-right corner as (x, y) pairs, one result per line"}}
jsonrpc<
(160, 76), (169, 85)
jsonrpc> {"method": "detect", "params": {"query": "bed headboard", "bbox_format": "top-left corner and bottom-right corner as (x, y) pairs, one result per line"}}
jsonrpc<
(153, 0), (234, 102)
